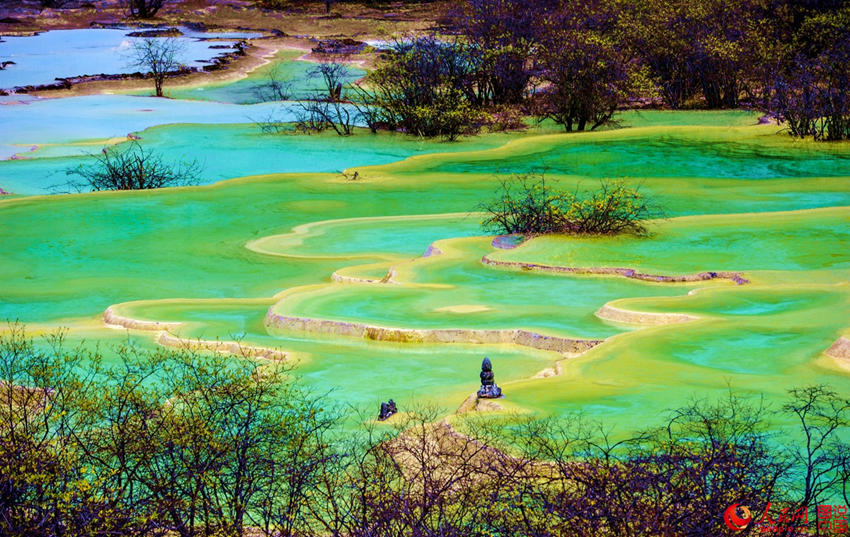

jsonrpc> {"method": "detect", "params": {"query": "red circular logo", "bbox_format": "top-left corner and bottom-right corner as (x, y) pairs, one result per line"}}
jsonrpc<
(724, 504), (752, 531)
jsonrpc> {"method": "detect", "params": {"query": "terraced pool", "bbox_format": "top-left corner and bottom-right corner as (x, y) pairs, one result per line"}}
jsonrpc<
(1, 69), (848, 434)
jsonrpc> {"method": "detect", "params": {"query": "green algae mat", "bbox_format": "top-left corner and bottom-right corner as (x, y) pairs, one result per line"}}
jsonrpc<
(1, 110), (849, 432)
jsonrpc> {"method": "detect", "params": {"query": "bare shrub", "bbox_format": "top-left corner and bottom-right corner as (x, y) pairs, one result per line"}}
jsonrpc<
(294, 98), (354, 136)
(61, 141), (200, 191)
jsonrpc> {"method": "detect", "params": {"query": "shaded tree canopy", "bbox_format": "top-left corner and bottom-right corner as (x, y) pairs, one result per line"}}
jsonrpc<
(449, 0), (559, 106)
(354, 37), (485, 140)
(763, 7), (850, 140)
(125, 0), (163, 18)
(534, 0), (629, 132)
(253, 0), (850, 141)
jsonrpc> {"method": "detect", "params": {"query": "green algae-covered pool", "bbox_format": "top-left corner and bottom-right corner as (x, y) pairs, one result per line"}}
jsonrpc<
(1, 103), (848, 434)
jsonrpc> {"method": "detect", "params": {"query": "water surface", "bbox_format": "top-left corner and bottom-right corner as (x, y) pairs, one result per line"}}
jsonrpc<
(0, 27), (261, 89)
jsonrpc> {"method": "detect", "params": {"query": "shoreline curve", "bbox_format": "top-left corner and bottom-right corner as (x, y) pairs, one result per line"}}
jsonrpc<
(103, 306), (288, 361)
(331, 268), (396, 284)
(103, 306), (182, 331)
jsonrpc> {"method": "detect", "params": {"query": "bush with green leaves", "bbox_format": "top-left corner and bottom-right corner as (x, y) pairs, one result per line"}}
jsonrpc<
(481, 174), (656, 236)
(353, 37), (485, 140)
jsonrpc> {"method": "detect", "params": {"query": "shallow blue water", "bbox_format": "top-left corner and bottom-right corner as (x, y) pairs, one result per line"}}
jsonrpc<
(0, 27), (261, 89)
(0, 95), (290, 159)
(0, 121), (510, 195)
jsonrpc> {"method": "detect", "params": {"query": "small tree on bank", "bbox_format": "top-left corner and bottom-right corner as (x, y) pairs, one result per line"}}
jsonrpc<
(130, 37), (184, 98)
(63, 142), (200, 191)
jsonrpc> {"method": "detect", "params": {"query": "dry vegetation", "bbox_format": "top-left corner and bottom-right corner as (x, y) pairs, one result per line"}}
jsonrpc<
(0, 0), (445, 36)
(0, 0), (446, 97)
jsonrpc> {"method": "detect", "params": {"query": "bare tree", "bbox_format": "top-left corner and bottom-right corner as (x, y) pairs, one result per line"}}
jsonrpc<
(125, 0), (164, 18)
(62, 141), (200, 191)
(130, 37), (184, 97)
(781, 386), (850, 522)
(252, 65), (292, 103)
(251, 61), (353, 136)
(295, 97), (354, 136)
(308, 60), (349, 102)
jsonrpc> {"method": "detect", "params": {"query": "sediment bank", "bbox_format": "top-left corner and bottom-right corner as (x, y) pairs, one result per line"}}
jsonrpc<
(481, 255), (749, 285)
(103, 306), (181, 332)
(595, 304), (699, 325)
(825, 336), (850, 361)
(265, 311), (603, 355)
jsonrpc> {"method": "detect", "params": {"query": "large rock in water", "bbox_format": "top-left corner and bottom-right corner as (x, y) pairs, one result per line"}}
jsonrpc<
(378, 399), (398, 421)
(477, 357), (502, 399)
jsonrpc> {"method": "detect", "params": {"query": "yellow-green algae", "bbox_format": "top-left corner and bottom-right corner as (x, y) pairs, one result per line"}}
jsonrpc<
(265, 235), (708, 340)
(246, 213), (482, 260)
(502, 283), (850, 431)
(353, 125), (850, 216)
(105, 298), (557, 412)
(1, 111), (849, 432)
